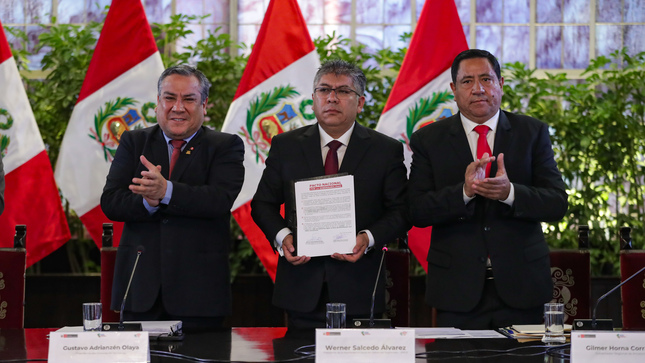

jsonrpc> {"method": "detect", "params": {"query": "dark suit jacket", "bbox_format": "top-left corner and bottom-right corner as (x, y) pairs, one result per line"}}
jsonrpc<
(251, 122), (409, 315)
(408, 111), (568, 312)
(101, 125), (244, 317)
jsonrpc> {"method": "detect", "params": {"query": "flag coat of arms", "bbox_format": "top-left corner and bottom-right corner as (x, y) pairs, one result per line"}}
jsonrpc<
(222, 0), (320, 280)
(375, 0), (468, 271)
(54, 0), (164, 247)
(0, 19), (71, 266)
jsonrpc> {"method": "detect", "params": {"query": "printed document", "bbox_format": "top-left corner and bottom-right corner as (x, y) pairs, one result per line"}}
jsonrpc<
(294, 174), (356, 257)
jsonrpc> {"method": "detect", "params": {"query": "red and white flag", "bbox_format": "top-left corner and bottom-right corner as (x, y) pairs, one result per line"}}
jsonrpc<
(222, 0), (320, 280)
(0, 19), (70, 266)
(375, 0), (468, 271)
(54, 0), (164, 247)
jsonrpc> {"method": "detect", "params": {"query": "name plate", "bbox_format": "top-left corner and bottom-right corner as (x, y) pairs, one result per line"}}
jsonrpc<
(49, 331), (150, 363)
(315, 328), (414, 363)
(571, 331), (645, 362)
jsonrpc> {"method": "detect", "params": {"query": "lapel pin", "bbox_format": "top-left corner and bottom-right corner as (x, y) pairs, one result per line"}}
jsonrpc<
(186, 147), (194, 155)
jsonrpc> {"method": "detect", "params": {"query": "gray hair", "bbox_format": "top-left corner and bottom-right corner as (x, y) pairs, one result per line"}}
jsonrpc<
(313, 59), (366, 96)
(157, 65), (211, 103)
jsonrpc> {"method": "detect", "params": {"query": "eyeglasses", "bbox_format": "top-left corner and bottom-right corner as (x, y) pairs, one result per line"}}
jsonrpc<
(314, 86), (362, 99)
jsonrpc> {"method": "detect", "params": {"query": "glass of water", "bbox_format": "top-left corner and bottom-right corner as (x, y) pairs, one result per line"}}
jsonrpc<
(326, 303), (346, 329)
(542, 302), (566, 344)
(83, 302), (103, 331)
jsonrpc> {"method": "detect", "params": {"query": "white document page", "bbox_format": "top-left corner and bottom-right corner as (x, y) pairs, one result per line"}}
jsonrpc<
(294, 174), (356, 257)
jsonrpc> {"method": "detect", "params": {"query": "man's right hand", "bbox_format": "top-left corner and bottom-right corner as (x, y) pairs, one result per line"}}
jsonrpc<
(282, 234), (310, 266)
(130, 155), (166, 206)
(464, 153), (495, 197)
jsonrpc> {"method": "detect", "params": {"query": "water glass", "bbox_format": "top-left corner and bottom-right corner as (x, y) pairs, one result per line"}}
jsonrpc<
(83, 302), (103, 331)
(542, 302), (566, 344)
(326, 303), (346, 329)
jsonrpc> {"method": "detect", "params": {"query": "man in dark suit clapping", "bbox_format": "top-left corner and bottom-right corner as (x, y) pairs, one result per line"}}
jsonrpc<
(408, 49), (568, 329)
(102, 65), (244, 331)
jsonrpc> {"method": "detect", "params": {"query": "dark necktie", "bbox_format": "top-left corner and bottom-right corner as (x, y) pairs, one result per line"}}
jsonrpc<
(324, 140), (342, 175)
(169, 139), (186, 178)
(474, 125), (492, 177)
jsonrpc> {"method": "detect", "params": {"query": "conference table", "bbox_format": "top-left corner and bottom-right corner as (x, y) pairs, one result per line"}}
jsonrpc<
(0, 327), (569, 362)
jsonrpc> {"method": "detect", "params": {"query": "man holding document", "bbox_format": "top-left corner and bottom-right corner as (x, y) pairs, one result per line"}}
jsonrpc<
(251, 60), (409, 329)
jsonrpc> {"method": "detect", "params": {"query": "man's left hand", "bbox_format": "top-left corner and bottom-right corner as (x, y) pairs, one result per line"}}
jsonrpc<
(130, 155), (167, 206)
(471, 153), (511, 200)
(331, 232), (368, 263)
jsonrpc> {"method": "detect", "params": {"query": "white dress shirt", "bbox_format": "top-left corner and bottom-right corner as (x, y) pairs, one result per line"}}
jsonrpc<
(460, 110), (515, 206)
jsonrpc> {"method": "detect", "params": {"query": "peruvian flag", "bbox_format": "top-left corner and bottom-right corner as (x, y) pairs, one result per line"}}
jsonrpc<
(54, 0), (164, 247)
(375, 0), (468, 271)
(0, 19), (71, 266)
(222, 0), (320, 281)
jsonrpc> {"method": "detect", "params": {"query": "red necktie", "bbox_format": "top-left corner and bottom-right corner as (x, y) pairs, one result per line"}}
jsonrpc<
(324, 140), (342, 175)
(474, 125), (492, 177)
(169, 139), (186, 178)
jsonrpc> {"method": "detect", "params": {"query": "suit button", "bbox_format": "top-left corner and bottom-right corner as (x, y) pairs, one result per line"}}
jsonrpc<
(484, 226), (490, 232)
(479, 257), (486, 263)
(458, 217), (465, 221)
(162, 219), (168, 224)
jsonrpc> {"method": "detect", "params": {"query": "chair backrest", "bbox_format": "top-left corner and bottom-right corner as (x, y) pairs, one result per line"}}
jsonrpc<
(0, 248), (27, 328)
(100, 247), (120, 323)
(619, 250), (645, 330)
(385, 249), (410, 327)
(549, 248), (591, 323)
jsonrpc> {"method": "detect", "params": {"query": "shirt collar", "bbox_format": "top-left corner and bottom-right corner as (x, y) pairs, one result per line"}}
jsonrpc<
(460, 109), (501, 134)
(318, 122), (355, 148)
(162, 128), (200, 145)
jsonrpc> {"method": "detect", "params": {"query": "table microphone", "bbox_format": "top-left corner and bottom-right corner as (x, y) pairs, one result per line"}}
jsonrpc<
(103, 246), (144, 331)
(573, 264), (645, 330)
(352, 246), (392, 328)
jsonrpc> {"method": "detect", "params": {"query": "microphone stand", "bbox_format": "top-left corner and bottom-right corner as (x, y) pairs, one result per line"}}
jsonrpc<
(369, 248), (387, 327)
(353, 246), (392, 329)
(573, 264), (645, 330)
(103, 249), (144, 331)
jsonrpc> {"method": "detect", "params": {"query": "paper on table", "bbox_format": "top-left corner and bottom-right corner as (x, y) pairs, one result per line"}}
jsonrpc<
(463, 330), (507, 339)
(138, 321), (182, 336)
(401, 327), (471, 339)
(56, 321), (182, 337)
(499, 324), (572, 343)
(512, 324), (572, 334)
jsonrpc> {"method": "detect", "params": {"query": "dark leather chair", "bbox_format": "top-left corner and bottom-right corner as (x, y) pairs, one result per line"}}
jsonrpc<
(0, 242), (27, 328)
(548, 225), (591, 323)
(384, 248), (410, 327)
(619, 250), (645, 330)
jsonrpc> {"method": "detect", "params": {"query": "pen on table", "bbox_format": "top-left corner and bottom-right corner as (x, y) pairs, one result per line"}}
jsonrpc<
(497, 328), (516, 339)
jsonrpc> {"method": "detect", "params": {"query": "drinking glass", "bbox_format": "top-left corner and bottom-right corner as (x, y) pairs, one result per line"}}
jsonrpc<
(325, 303), (346, 329)
(542, 302), (566, 343)
(83, 302), (103, 331)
